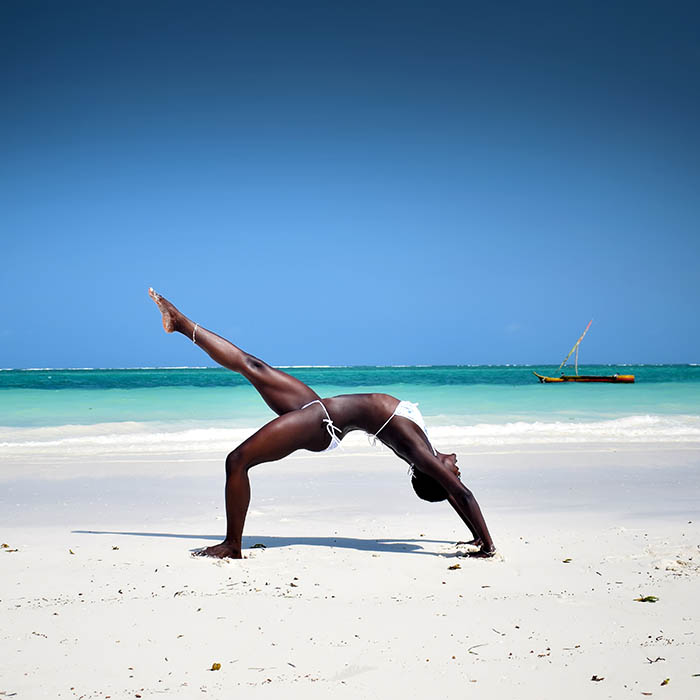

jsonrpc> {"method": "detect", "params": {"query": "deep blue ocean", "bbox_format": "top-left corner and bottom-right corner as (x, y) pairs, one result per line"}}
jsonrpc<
(2, 365), (699, 459)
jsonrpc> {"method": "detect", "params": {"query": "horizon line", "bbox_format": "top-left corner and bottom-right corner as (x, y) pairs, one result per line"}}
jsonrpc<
(1, 363), (697, 372)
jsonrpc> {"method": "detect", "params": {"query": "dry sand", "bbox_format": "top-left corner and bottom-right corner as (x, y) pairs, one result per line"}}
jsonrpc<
(2, 442), (699, 699)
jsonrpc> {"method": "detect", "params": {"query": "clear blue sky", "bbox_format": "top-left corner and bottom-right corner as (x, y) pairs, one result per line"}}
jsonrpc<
(3, 1), (699, 368)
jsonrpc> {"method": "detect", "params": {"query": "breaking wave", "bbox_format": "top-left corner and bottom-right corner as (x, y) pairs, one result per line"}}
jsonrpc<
(2, 414), (699, 459)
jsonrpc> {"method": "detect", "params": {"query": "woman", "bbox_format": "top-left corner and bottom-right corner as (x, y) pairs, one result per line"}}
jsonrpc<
(148, 288), (495, 558)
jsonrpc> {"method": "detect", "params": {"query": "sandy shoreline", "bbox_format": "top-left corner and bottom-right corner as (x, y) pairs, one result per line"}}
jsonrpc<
(2, 442), (699, 698)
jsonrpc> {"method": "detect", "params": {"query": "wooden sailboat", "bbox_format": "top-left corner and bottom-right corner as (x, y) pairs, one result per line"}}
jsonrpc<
(533, 320), (635, 383)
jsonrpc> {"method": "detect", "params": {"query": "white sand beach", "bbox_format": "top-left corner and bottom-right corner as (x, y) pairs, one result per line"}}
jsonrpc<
(2, 441), (699, 699)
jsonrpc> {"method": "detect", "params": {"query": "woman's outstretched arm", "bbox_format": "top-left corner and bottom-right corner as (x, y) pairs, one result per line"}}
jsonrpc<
(417, 453), (495, 555)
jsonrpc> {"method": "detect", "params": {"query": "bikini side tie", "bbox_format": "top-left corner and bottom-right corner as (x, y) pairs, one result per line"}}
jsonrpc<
(301, 400), (342, 444)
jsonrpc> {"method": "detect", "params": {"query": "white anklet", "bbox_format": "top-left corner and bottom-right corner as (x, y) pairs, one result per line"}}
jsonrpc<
(192, 323), (198, 344)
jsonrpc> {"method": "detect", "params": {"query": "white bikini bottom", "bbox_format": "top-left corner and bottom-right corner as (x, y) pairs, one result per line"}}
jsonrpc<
(300, 400), (342, 452)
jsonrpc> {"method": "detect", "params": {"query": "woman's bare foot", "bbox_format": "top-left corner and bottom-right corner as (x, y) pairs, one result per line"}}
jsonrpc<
(148, 287), (181, 333)
(456, 538), (482, 549)
(193, 542), (242, 559)
(467, 546), (497, 559)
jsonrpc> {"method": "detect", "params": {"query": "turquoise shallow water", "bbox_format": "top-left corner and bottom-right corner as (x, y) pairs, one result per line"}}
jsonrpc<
(1, 365), (699, 426)
(1, 366), (699, 457)
(2, 364), (697, 391)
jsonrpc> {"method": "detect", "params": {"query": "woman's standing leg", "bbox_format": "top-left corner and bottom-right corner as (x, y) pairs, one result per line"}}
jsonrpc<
(196, 408), (329, 558)
(149, 288), (320, 415)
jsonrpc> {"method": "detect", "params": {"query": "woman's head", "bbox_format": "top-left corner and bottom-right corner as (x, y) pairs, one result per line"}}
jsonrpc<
(411, 467), (448, 502)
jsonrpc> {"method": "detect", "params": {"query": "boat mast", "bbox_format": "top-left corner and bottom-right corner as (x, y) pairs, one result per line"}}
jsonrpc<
(558, 319), (593, 373)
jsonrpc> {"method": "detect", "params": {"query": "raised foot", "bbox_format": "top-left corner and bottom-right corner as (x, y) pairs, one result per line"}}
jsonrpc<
(192, 542), (242, 559)
(148, 287), (180, 333)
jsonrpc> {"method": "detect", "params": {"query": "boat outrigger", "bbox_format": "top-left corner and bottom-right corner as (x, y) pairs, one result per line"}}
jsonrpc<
(533, 320), (635, 383)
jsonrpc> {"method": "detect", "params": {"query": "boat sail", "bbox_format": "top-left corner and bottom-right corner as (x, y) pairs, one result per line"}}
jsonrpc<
(533, 320), (635, 383)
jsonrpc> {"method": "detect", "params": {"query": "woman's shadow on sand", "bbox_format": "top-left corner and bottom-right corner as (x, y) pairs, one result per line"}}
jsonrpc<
(72, 530), (453, 556)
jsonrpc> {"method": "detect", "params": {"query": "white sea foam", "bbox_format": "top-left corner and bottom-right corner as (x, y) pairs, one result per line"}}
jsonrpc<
(0, 421), (257, 458)
(2, 414), (699, 459)
(429, 414), (700, 446)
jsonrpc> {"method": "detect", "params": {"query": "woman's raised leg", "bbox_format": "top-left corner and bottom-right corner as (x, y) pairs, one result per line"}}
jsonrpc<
(148, 288), (320, 415)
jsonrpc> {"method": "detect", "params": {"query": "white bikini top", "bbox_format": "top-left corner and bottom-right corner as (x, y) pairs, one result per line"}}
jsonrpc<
(368, 400), (437, 456)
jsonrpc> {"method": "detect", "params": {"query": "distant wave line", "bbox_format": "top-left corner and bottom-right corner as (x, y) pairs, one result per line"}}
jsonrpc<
(3, 363), (698, 372)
